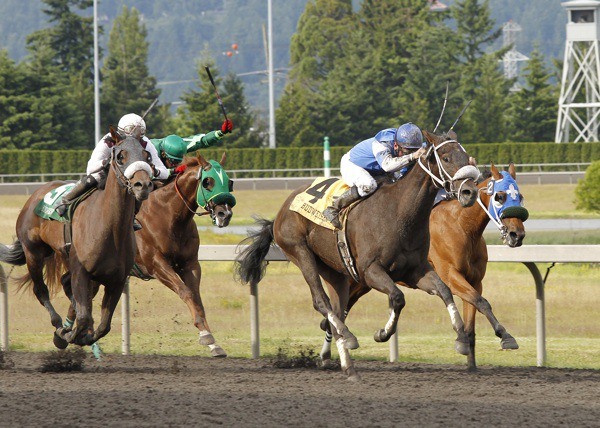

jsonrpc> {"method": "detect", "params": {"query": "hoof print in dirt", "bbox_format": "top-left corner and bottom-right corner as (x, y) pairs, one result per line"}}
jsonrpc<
(39, 347), (86, 373)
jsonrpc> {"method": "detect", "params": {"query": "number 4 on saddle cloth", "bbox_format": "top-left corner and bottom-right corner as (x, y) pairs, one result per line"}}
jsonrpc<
(33, 183), (95, 222)
(290, 177), (355, 230)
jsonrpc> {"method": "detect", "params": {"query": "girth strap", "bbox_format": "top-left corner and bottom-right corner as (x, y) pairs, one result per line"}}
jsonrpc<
(335, 210), (360, 283)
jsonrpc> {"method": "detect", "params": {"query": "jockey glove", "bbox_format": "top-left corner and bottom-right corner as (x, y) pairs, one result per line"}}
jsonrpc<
(221, 119), (233, 134)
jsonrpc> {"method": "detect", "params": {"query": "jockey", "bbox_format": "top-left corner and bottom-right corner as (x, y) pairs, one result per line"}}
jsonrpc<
(323, 122), (428, 229)
(150, 118), (233, 176)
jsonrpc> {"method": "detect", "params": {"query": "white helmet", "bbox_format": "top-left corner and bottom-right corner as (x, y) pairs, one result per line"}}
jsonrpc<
(118, 113), (146, 138)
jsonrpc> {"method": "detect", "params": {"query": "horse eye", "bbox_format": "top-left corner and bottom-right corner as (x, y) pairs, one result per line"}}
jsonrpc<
(117, 151), (126, 165)
(202, 177), (215, 190)
(442, 156), (450, 162)
(144, 150), (151, 162)
(495, 193), (506, 204)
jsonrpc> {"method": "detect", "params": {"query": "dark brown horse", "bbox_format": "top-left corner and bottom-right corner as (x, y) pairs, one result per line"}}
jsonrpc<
(319, 163), (528, 370)
(0, 130), (153, 346)
(235, 130), (480, 380)
(62, 153), (234, 356)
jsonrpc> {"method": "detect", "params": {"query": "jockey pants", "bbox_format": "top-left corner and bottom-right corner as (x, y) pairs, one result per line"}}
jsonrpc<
(340, 153), (377, 197)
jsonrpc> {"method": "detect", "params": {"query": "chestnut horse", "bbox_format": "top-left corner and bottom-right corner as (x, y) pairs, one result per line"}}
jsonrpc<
(61, 153), (235, 356)
(0, 130), (153, 346)
(319, 163), (528, 370)
(235, 130), (480, 380)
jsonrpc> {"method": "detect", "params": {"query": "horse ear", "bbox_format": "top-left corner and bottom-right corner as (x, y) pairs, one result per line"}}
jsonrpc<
(109, 126), (121, 142)
(447, 130), (457, 140)
(198, 154), (212, 171)
(508, 162), (516, 179)
(220, 152), (227, 167)
(422, 130), (436, 144)
(490, 163), (501, 179)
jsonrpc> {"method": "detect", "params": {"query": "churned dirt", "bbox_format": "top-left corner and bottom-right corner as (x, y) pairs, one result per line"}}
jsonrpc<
(1, 352), (599, 427)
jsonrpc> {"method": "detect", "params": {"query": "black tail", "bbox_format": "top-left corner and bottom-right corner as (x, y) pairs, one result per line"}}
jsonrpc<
(234, 218), (275, 285)
(0, 240), (26, 266)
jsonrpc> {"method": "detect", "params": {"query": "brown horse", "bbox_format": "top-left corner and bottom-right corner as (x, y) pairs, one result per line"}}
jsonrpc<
(0, 130), (153, 346)
(235, 130), (481, 380)
(319, 163), (528, 370)
(61, 153), (234, 356)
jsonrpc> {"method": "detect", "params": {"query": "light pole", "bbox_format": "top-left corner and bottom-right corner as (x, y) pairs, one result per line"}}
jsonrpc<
(93, 0), (100, 144)
(268, 0), (276, 149)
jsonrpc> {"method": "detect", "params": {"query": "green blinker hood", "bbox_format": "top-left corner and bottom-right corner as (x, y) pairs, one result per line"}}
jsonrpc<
(196, 160), (236, 208)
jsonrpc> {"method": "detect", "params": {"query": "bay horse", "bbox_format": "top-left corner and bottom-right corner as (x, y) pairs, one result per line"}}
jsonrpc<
(235, 130), (481, 380)
(61, 153), (235, 356)
(0, 129), (153, 346)
(319, 163), (528, 370)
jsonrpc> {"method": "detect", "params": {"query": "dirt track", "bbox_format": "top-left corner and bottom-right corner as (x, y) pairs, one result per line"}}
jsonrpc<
(1, 352), (599, 427)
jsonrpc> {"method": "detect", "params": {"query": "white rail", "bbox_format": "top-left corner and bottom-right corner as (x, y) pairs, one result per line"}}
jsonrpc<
(2, 245), (600, 367)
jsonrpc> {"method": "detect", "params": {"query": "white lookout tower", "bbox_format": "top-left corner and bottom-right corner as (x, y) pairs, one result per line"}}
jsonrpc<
(556, 0), (600, 143)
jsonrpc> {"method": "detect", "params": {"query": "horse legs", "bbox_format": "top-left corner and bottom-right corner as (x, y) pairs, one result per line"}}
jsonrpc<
(463, 301), (477, 370)
(361, 264), (406, 343)
(23, 251), (63, 329)
(413, 269), (469, 356)
(152, 257), (227, 357)
(91, 278), (126, 343)
(60, 265), (94, 346)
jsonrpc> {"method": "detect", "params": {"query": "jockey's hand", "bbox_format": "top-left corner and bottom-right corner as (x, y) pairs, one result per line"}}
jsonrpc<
(221, 119), (233, 134)
(411, 147), (427, 161)
(101, 158), (110, 169)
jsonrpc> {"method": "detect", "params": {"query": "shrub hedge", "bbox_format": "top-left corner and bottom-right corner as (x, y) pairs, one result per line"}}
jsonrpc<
(1, 142), (599, 179)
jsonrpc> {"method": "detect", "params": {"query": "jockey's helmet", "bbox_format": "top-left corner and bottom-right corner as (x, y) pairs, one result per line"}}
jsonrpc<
(395, 122), (424, 149)
(118, 113), (146, 138)
(161, 135), (187, 162)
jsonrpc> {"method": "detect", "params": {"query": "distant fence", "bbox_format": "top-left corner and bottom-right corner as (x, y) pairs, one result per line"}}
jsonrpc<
(2, 245), (599, 367)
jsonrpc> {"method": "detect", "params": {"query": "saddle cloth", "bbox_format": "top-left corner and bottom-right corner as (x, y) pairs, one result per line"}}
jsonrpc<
(33, 183), (76, 222)
(289, 177), (349, 230)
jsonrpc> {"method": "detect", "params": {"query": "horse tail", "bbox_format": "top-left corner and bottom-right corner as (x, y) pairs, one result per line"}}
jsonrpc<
(234, 218), (275, 285)
(12, 250), (66, 296)
(0, 240), (26, 266)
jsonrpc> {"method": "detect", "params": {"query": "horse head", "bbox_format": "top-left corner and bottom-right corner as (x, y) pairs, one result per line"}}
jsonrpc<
(196, 152), (235, 227)
(483, 163), (528, 247)
(420, 130), (479, 207)
(109, 126), (153, 202)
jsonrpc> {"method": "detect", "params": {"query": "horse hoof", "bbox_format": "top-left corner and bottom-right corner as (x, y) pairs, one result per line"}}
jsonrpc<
(53, 332), (68, 349)
(373, 329), (389, 343)
(343, 335), (359, 350)
(198, 331), (216, 346)
(346, 369), (361, 382)
(501, 336), (519, 350)
(319, 359), (335, 370)
(319, 318), (329, 332)
(455, 340), (470, 356)
(210, 345), (227, 358)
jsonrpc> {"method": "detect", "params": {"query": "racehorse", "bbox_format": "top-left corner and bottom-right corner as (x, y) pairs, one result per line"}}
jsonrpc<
(60, 153), (235, 356)
(235, 129), (481, 380)
(319, 163), (528, 370)
(0, 129), (153, 346)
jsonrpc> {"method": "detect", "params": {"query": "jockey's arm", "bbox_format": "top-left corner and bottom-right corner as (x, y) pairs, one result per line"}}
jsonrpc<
(373, 142), (413, 173)
(183, 130), (224, 153)
(144, 137), (169, 180)
(86, 135), (112, 175)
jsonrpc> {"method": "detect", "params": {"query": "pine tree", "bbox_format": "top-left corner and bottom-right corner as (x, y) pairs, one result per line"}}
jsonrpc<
(174, 57), (263, 148)
(100, 6), (163, 136)
(508, 48), (558, 142)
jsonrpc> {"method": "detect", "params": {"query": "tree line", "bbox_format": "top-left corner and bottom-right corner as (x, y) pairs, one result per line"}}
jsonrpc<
(0, 0), (558, 151)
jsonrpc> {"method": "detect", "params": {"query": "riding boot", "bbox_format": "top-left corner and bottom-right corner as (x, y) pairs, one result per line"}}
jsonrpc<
(56, 175), (98, 217)
(322, 186), (362, 229)
(133, 199), (143, 231)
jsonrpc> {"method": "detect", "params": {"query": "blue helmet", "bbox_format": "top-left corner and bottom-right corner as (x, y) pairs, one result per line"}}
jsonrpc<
(395, 123), (424, 149)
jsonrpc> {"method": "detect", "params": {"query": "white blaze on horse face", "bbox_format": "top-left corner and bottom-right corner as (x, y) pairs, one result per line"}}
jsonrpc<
(447, 303), (460, 326)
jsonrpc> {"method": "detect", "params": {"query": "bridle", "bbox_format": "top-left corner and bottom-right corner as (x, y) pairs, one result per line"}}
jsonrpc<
(174, 167), (221, 219)
(476, 185), (509, 241)
(110, 145), (151, 194)
(416, 139), (479, 198)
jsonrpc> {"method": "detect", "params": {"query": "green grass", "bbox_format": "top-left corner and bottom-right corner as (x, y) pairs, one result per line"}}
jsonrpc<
(1, 186), (599, 369)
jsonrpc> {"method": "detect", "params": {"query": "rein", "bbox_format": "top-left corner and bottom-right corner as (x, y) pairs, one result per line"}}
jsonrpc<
(416, 139), (475, 197)
(174, 171), (212, 217)
(110, 151), (134, 193)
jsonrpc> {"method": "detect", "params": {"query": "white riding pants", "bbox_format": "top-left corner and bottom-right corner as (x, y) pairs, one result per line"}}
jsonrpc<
(340, 153), (377, 197)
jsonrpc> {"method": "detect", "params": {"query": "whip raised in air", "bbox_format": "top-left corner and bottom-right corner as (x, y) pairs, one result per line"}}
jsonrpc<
(205, 66), (228, 121)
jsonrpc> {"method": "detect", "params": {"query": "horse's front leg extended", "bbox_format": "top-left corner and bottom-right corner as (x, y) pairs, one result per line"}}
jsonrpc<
(361, 264), (405, 343)
(414, 269), (469, 356)
(61, 267), (94, 346)
(91, 279), (126, 343)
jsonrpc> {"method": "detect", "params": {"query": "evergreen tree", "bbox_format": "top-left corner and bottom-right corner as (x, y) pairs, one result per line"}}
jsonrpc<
(508, 48), (558, 142)
(0, 50), (31, 149)
(100, 6), (163, 136)
(276, 0), (355, 146)
(26, 0), (97, 144)
(452, 0), (502, 64)
(174, 57), (263, 148)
